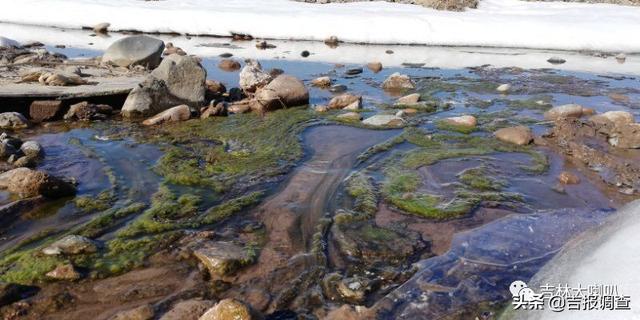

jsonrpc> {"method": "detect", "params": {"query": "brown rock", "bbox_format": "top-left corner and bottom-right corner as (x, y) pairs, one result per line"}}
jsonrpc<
(244, 289), (270, 312)
(160, 299), (215, 320)
(228, 101), (251, 114)
(442, 115), (477, 128)
(29, 100), (63, 122)
(558, 171), (580, 185)
(46, 264), (81, 280)
(314, 105), (329, 113)
(218, 59), (241, 72)
(251, 74), (309, 112)
(382, 73), (415, 91)
(142, 105), (191, 125)
(193, 242), (252, 277)
(403, 108), (418, 115)
(494, 126), (534, 146)
(199, 299), (252, 320)
(0, 167), (76, 198)
(205, 80), (226, 100)
(367, 62), (383, 73)
(543, 104), (584, 121)
(201, 102), (228, 118)
(396, 93), (420, 105)
(311, 76), (331, 87)
(64, 101), (114, 121)
(111, 304), (154, 320)
(336, 112), (362, 121)
(328, 94), (362, 110)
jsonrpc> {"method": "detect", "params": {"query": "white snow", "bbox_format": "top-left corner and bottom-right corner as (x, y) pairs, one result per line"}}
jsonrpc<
(2, 22), (639, 75)
(0, 0), (639, 52)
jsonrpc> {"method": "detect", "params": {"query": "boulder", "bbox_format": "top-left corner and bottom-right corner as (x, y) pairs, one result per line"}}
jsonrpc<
(142, 105), (191, 125)
(201, 102), (227, 118)
(111, 304), (154, 320)
(101, 35), (164, 68)
(218, 59), (241, 72)
(396, 93), (420, 105)
(442, 115), (477, 128)
(543, 104), (584, 121)
(382, 73), (415, 91)
(494, 126), (534, 146)
(367, 62), (383, 73)
(362, 115), (405, 127)
(42, 235), (97, 255)
(328, 94), (362, 110)
(122, 54), (206, 117)
(251, 74), (309, 112)
(29, 100), (63, 122)
(199, 299), (252, 320)
(192, 241), (252, 277)
(163, 42), (187, 56)
(0, 112), (30, 129)
(64, 102), (114, 121)
(496, 83), (511, 93)
(590, 111), (635, 127)
(205, 80), (226, 100)
(46, 264), (81, 280)
(238, 60), (272, 93)
(20, 141), (43, 159)
(160, 299), (215, 320)
(0, 168), (76, 198)
(608, 123), (640, 149)
(311, 76), (331, 87)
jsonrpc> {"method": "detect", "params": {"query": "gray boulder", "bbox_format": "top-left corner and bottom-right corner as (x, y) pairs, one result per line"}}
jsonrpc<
(20, 141), (43, 159)
(251, 74), (309, 112)
(101, 35), (164, 68)
(122, 54), (206, 117)
(0, 113), (29, 129)
(362, 114), (405, 127)
(42, 235), (97, 255)
(238, 60), (272, 93)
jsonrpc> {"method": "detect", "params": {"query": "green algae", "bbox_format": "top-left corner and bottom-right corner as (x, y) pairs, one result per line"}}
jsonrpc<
(345, 173), (378, 215)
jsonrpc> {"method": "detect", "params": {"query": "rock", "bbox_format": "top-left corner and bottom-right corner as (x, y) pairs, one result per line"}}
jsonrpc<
(558, 171), (580, 185)
(255, 41), (276, 50)
(543, 104), (584, 121)
(38, 72), (88, 86)
(362, 115), (405, 127)
(329, 84), (348, 93)
(442, 115), (477, 128)
(0, 36), (19, 48)
(29, 100), (63, 122)
(251, 74), (309, 112)
(494, 126), (534, 146)
(0, 141), (18, 160)
(336, 276), (371, 304)
(244, 289), (270, 312)
(337, 112), (363, 121)
(111, 304), (154, 320)
(608, 123), (640, 149)
(228, 102), (252, 114)
(0, 112), (30, 129)
(496, 83), (511, 93)
(122, 54), (206, 117)
(324, 36), (339, 47)
(0, 168), (76, 198)
(239, 60), (272, 93)
(382, 73), (415, 91)
(395, 110), (406, 118)
(310, 106), (327, 113)
(403, 108), (418, 115)
(590, 111), (635, 127)
(615, 53), (626, 62)
(142, 105), (191, 125)
(205, 80), (226, 99)
(64, 102), (114, 121)
(193, 242), (252, 277)
(367, 62), (383, 73)
(201, 102), (228, 118)
(46, 264), (81, 280)
(102, 35), (164, 68)
(345, 68), (363, 76)
(163, 42), (187, 56)
(547, 56), (566, 64)
(42, 235), (97, 255)
(93, 22), (110, 34)
(300, 50), (310, 58)
(328, 94), (362, 110)
(20, 141), (43, 159)
(311, 76), (331, 87)
(160, 299), (215, 320)
(199, 299), (252, 320)
(218, 59), (241, 72)
(12, 156), (35, 168)
(396, 93), (420, 105)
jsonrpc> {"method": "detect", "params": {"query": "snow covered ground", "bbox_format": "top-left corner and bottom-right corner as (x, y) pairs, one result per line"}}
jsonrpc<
(2, 22), (638, 75)
(0, 0), (639, 52)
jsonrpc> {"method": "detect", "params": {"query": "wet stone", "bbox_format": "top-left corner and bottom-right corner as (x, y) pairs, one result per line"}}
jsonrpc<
(345, 68), (363, 76)
(46, 263), (81, 281)
(29, 100), (63, 122)
(192, 241), (253, 277)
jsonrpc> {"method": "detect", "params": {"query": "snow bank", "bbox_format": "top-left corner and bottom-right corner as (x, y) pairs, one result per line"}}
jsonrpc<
(1, 22), (638, 75)
(0, 0), (639, 52)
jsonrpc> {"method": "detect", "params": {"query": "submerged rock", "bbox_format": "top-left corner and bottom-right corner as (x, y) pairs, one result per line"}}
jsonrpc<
(238, 60), (272, 93)
(494, 126), (534, 146)
(382, 72), (415, 91)
(328, 94), (362, 110)
(101, 35), (165, 68)
(142, 105), (191, 125)
(42, 235), (97, 255)
(111, 304), (155, 320)
(362, 114), (405, 127)
(558, 171), (580, 185)
(218, 59), (241, 72)
(64, 101), (114, 121)
(199, 299), (252, 320)
(0, 112), (29, 129)
(160, 299), (215, 320)
(0, 167), (76, 198)
(251, 74), (309, 112)
(193, 241), (253, 277)
(122, 54), (206, 117)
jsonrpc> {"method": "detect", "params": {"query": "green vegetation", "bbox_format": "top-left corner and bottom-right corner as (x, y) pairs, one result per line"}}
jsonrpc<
(74, 190), (116, 213)
(435, 120), (477, 134)
(458, 167), (506, 191)
(345, 173), (377, 215)
(76, 202), (147, 238)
